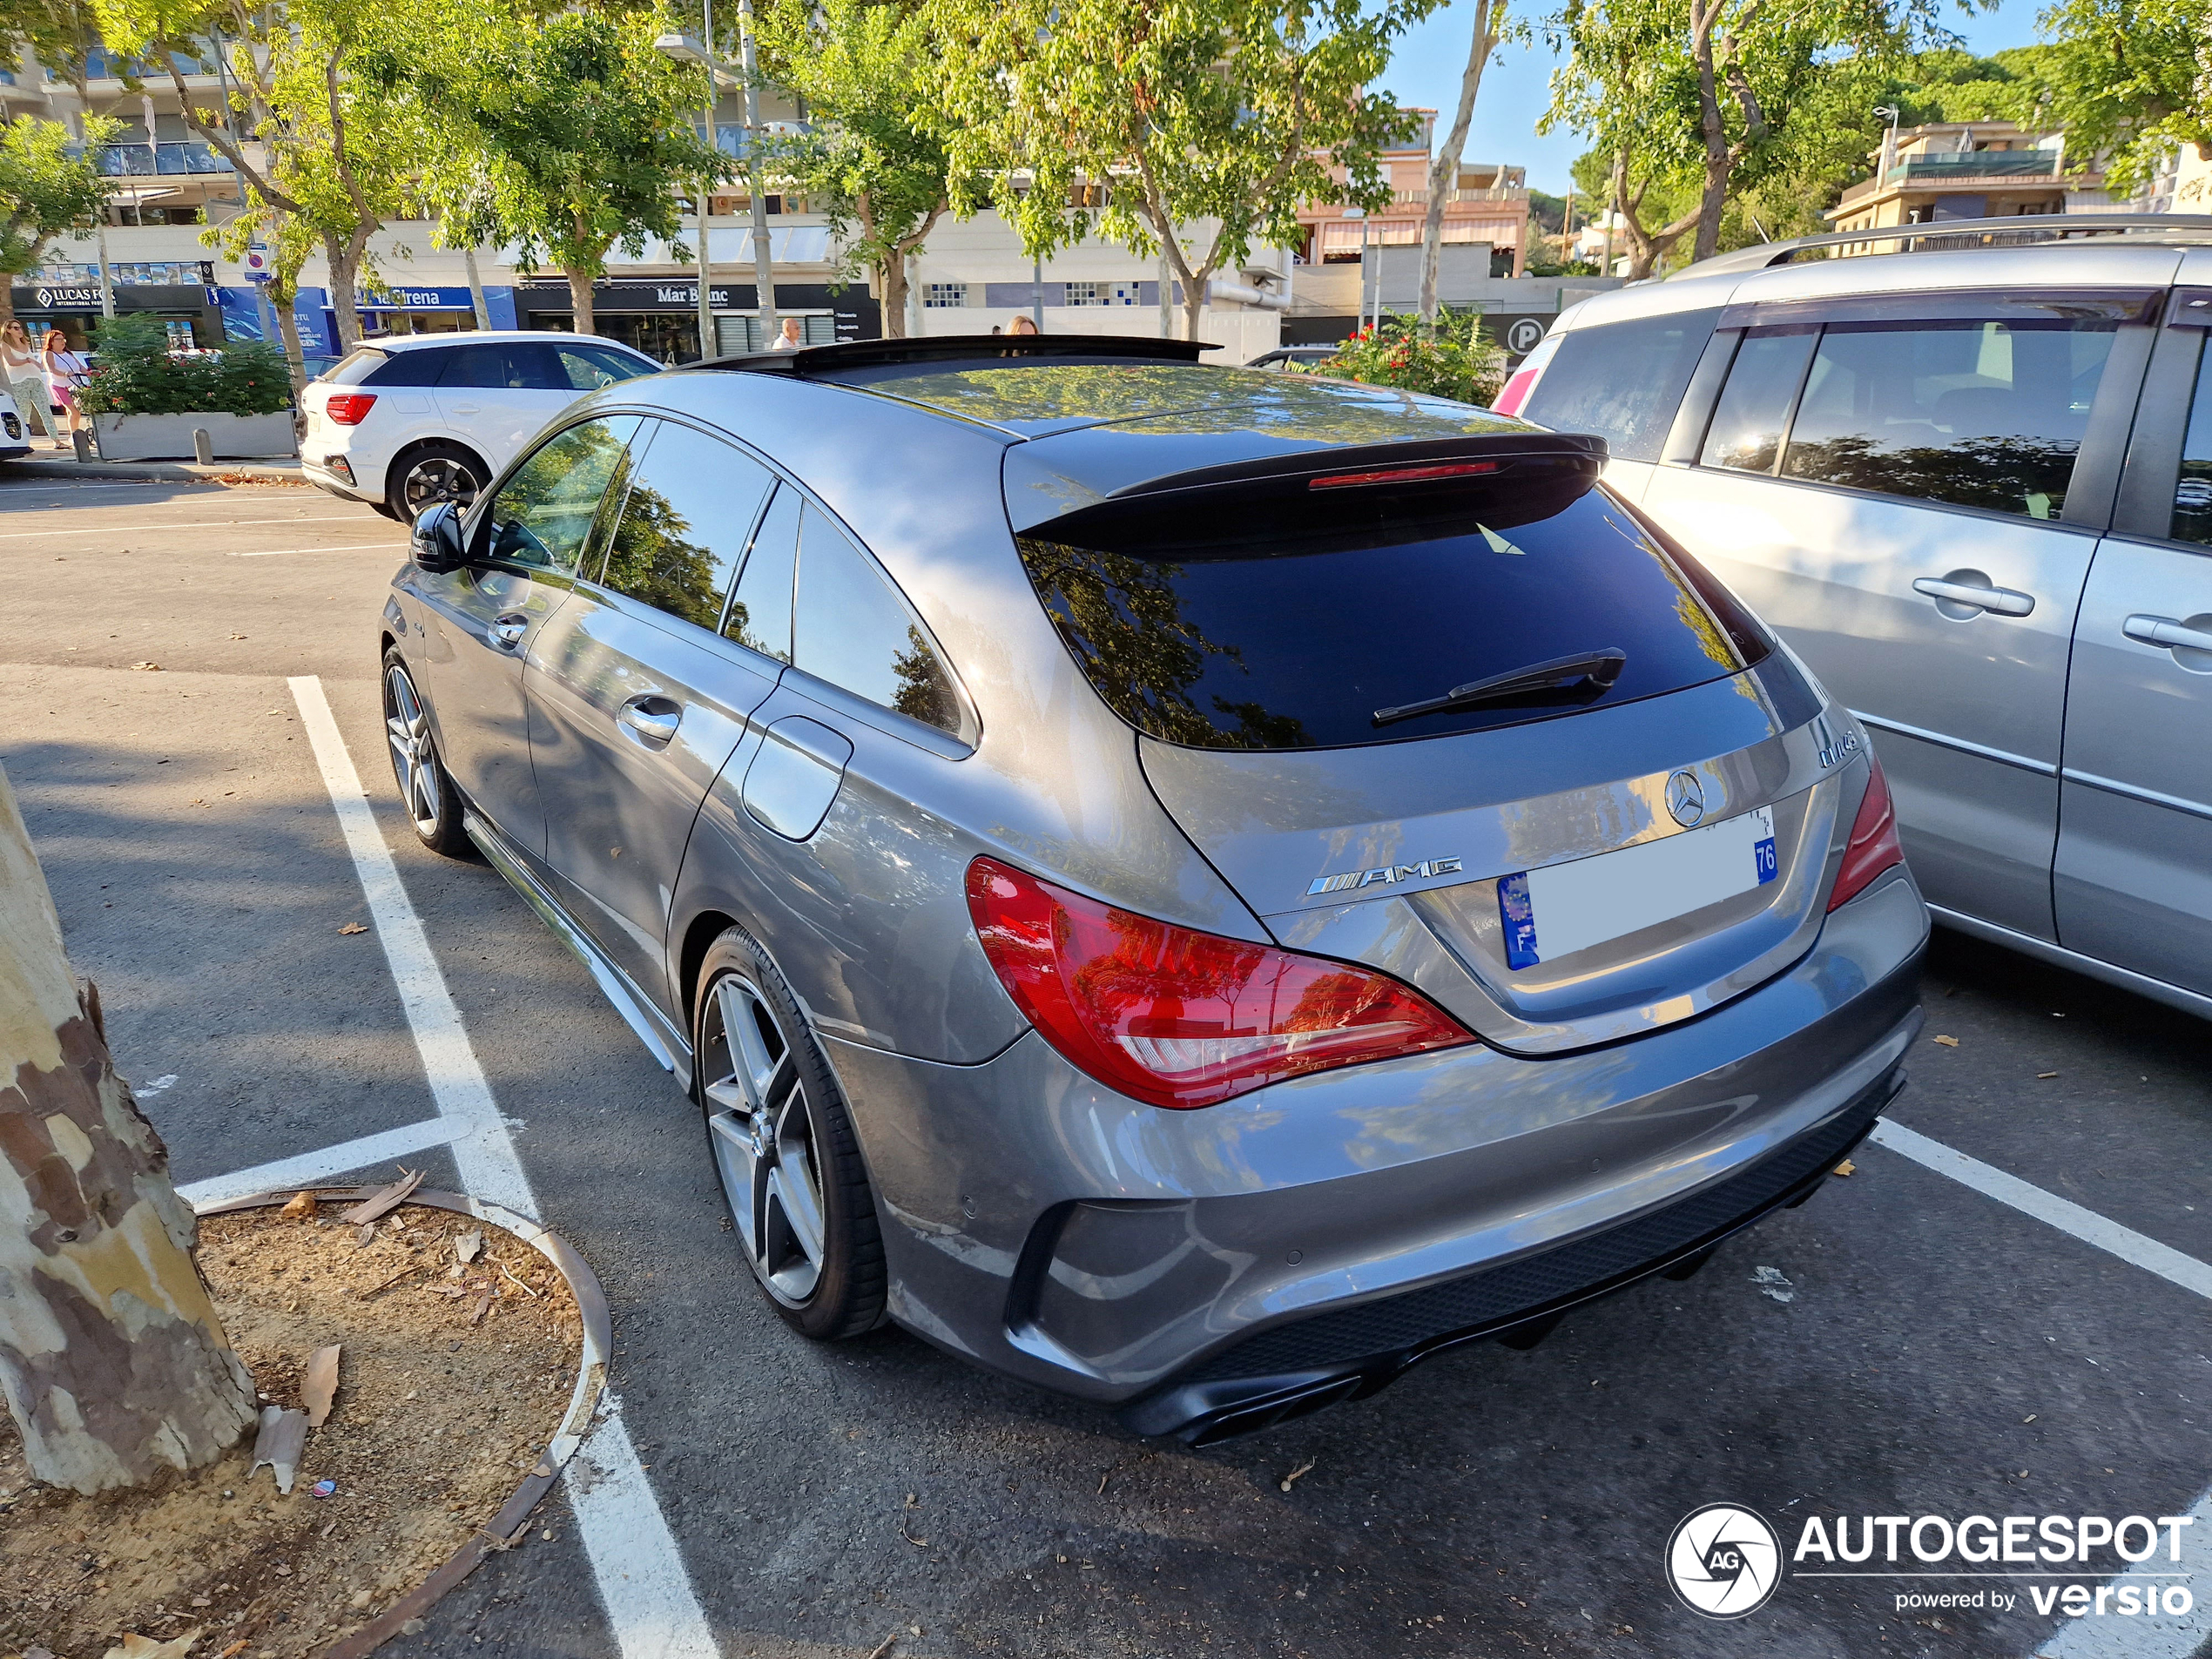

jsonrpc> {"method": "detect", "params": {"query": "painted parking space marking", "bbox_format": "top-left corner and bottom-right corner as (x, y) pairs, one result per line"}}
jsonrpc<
(1870, 1119), (2212, 1300)
(264, 672), (720, 1659)
(178, 1115), (469, 1209)
(227, 543), (409, 557)
(0, 514), (377, 539)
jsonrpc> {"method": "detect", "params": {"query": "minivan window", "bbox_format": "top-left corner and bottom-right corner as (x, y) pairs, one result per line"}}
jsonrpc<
(597, 422), (775, 630)
(2173, 338), (2212, 546)
(725, 484), (799, 663)
(792, 505), (964, 734)
(482, 416), (640, 574)
(1015, 460), (1768, 750)
(1780, 317), (2115, 520)
(1701, 327), (1818, 474)
(1518, 308), (1721, 462)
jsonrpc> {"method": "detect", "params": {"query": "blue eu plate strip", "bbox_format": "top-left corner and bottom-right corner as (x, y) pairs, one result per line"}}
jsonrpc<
(1755, 828), (1778, 885)
(1498, 872), (1540, 971)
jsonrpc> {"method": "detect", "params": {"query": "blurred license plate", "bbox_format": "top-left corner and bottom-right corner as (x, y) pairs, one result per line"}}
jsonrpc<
(1498, 806), (1777, 971)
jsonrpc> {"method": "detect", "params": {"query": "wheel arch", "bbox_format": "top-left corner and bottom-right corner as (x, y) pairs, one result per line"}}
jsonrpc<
(382, 435), (490, 508)
(678, 907), (743, 1034)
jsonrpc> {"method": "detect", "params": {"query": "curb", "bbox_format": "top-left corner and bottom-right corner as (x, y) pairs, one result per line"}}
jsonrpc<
(192, 1186), (614, 1659)
(4, 454), (312, 486)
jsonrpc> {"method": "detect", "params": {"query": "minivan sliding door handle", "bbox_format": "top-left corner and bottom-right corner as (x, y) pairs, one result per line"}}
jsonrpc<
(2122, 614), (2212, 653)
(1912, 576), (2035, 618)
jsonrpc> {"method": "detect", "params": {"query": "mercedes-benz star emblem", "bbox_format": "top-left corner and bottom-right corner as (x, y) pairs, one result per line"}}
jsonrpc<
(1666, 1503), (1782, 1620)
(1666, 770), (1706, 828)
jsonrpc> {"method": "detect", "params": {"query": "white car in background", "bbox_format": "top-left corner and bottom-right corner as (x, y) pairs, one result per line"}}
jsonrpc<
(300, 331), (660, 519)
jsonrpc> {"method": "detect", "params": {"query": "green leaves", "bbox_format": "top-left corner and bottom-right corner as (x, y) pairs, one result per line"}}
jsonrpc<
(926, 0), (1435, 334)
(394, 6), (732, 283)
(2008, 0), (2210, 195)
(1313, 313), (1508, 407)
(0, 114), (111, 281)
(76, 314), (293, 416)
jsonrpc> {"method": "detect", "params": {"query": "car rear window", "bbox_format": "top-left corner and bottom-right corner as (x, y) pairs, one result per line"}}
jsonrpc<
(326, 348), (387, 386)
(357, 349), (448, 388)
(1014, 458), (1768, 750)
(1520, 308), (1720, 462)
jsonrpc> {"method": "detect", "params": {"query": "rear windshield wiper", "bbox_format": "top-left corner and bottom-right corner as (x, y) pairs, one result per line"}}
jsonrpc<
(1372, 648), (1627, 729)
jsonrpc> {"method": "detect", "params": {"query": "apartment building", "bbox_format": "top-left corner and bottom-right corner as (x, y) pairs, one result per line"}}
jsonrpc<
(1824, 120), (2109, 239)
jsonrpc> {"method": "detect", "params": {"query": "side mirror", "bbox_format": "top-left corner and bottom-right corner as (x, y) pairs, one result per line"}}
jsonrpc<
(410, 501), (467, 574)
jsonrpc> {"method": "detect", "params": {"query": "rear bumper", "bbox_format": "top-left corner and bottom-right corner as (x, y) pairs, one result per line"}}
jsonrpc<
(1124, 1065), (1894, 1443)
(824, 866), (1927, 1415)
(302, 450), (372, 501)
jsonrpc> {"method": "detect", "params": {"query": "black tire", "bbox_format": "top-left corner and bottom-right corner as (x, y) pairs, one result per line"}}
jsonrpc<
(694, 928), (886, 1340)
(380, 648), (470, 857)
(368, 499), (402, 522)
(386, 441), (488, 521)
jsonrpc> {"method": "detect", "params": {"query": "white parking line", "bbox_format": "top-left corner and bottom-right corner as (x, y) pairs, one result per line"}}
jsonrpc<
(227, 543), (408, 557)
(282, 673), (720, 1659)
(178, 1116), (466, 1208)
(2, 515), (374, 539)
(2033, 1485), (2210, 1657)
(1868, 1120), (2212, 1301)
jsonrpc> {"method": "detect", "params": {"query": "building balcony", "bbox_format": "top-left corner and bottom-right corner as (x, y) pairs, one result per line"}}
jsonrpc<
(97, 141), (234, 178)
(1886, 152), (2058, 184)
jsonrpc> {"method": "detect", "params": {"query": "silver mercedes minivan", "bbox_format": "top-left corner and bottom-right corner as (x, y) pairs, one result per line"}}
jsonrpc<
(1501, 215), (2212, 1023)
(380, 336), (1925, 1443)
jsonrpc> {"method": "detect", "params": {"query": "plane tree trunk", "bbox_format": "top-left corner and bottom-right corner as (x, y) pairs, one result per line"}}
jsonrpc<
(0, 763), (258, 1495)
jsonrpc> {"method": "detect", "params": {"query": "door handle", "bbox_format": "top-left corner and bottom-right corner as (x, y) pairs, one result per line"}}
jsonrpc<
(619, 695), (683, 745)
(448, 401), (481, 415)
(2123, 614), (2212, 653)
(1912, 575), (2036, 617)
(489, 612), (529, 649)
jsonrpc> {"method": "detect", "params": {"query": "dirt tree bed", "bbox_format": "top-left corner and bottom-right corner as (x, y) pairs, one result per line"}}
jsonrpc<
(1, 1201), (580, 1659)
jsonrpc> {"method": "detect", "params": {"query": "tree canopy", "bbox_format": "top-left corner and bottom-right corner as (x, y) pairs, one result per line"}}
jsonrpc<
(928, 0), (1436, 340)
(0, 114), (114, 327)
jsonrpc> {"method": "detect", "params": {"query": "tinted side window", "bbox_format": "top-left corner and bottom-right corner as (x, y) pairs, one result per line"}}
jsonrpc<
(439, 341), (554, 390)
(552, 343), (652, 390)
(725, 484), (799, 663)
(2173, 335), (2212, 546)
(328, 347), (386, 386)
(1782, 318), (2115, 520)
(360, 350), (445, 388)
(1519, 308), (1720, 462)
(792, 505), (963, 733)
(482, 417), (640, 573)
(597, 423), (775, 630)
(1700, 327), (1817, 473)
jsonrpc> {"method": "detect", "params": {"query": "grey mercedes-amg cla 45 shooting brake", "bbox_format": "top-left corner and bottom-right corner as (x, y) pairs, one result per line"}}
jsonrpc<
(380, 335), (1926, 1444)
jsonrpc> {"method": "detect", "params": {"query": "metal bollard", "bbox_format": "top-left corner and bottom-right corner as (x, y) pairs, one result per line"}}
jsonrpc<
(192, 427), (215, 466)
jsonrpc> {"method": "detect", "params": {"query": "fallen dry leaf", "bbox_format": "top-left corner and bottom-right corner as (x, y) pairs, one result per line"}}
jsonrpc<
(130, 662), (164, 672)
(1933, 1035), (1960, 1048)
(303, 1344), (341, 1427)
(337, 1166), (425, 1226)
(338, 922), (368, 935)
(280, 1190), (318, 1220)
(455, 1229), (484, 1265)
(249, 1405), (308, 1494)
(104, 1629), (201, 1658)
(1831, 1158), (1856, 1178)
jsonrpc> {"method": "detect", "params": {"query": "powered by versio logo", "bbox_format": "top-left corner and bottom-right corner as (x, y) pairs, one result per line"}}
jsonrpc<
(1667, 1504), (1784, 1619)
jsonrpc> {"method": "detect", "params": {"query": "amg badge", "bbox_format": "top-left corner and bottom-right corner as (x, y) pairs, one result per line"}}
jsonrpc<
(1308, 856), (1465, 897)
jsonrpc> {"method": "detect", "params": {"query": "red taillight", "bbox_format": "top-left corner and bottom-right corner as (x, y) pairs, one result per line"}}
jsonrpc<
(1309, 460), (1499, 490)
(965, 856), (1474, 1109)
(323, 392), (377, 425)
(1827, 752), (1905, 912)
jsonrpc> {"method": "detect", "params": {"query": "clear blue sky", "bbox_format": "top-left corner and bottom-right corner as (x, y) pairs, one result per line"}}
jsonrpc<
(1377, 2), (2049, 199)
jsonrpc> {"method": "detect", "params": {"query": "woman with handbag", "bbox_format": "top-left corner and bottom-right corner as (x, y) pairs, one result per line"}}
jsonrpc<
(42, 327), (91, 453)
(2, 320), (51, 442)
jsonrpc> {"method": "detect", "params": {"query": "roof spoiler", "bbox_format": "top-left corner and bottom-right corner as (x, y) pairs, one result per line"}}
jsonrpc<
(1103, 431), (1608, 504)
(687, 333), (1224, 377)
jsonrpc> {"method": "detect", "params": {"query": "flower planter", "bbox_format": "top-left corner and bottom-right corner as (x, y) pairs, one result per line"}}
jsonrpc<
(91, 409), (298, 462)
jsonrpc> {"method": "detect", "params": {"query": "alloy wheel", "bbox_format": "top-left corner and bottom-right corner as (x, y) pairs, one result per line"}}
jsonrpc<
(702, 972), (828, 1305)
(401, 455), (479, 516)
(384, 664), (443, 836)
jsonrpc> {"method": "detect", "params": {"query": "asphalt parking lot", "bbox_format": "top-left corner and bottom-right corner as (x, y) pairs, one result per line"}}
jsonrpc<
(4, 474), (2209, 1659)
